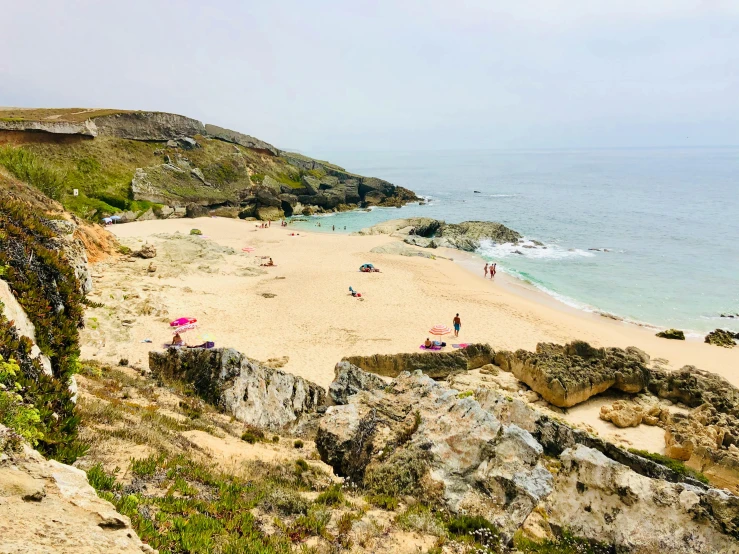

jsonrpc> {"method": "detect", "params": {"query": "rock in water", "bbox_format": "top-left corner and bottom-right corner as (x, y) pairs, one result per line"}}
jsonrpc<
(148, 347), (325, 430)
(495, 341), (650, 407)
(705, 329), (738, 348)
(343, 343), (494, 379)
(329, 361), (386, 405)
(435, 220), (522, 251)
(657, 328), (686, 340)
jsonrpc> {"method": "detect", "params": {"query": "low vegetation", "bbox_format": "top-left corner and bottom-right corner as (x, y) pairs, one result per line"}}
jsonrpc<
(0, 145), (66, 200)
(628, 448), (710, 484)
(0, 197), (86, 462)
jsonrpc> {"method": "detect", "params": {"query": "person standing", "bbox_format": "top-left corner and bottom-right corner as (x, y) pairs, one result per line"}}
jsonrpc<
(491, 263), (497, 278)
(453, 313), (461, 337)
(484, 263), (489, 278)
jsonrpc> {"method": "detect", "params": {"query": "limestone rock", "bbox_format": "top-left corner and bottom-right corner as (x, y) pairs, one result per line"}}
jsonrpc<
(0, 118), (97, 136)
(705, 329), (738, 348)
(317, 371), (553, 540)
(148, 347), (325, 430)
(134, 243), (157, 259)
(46, 218), (93, 295)
(329, 361), (386, 405)
(0, 280), (52, 375)
(94, 111), (205, 140)
(496, 341), (650, 407)
(343, 343), (495, 379)
(600, 400), (644, 428)
(204, 123), (279, 156)
(0, 425), (148, 553)
(436, 221), (522, 251)
(657, 328), (686, 340)
(256, 206), (283, 221)
(546, 444), (739, 553)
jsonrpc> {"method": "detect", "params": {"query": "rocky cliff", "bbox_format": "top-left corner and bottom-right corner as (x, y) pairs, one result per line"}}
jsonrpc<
(0, 108), (419, 222)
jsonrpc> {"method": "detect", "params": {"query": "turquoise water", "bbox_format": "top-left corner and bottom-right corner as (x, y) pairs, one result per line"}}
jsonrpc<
(290, 148), (739, 334)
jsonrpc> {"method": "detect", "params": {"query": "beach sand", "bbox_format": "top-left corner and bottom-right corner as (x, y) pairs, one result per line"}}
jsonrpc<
(83, 217), (739, 452)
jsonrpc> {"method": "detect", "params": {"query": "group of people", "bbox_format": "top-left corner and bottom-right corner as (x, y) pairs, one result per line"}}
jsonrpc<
(171, 332), (214, 349)
(256, 221), (271, 229)
(423, 313), (462, 348)
(483, 262), (497, 279)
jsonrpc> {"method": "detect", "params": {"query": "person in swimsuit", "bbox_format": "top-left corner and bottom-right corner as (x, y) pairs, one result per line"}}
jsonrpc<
(424, 337), (432, 348)
(453, 313), (461, 337)
(172, 333), (183, 346)
(484, 263), (488, 277)
(491, 263), (497, 278)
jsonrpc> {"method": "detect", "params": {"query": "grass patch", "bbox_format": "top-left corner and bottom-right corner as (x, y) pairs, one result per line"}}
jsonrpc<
(367, 494), (399, 510)
(293, 439), (304, 449)
(0, 146), (66, 200)
(395, 504), (445, 535)
(514, 529), (613, 553)
(315, 483), (344, 506)
(628, 448), (710, 484)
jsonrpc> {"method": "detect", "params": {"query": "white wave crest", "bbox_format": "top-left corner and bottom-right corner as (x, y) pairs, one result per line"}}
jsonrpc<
(477, 238), (596, 260)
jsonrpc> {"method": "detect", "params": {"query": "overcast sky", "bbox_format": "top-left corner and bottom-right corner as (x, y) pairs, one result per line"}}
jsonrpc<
(1, 0), (737, 153)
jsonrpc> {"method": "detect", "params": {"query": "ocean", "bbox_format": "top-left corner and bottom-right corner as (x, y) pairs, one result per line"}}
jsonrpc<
(290, 148), (739, 335)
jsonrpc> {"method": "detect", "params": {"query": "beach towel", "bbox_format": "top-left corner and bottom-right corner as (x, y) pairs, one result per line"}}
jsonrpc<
(419, 344), (442, 351)
(452, 344), (469, 349)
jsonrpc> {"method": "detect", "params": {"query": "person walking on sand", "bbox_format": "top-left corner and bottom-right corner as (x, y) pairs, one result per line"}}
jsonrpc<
(453, 313), (461, 337)
(484, 263), (489, 278)
(491, 263), (497, 278)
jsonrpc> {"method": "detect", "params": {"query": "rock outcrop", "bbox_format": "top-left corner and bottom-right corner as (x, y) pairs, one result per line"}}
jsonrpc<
(93, 111), (205, 140)
(343, 343), (495, 379)
(0, 280), (52, 375)
(148, 347), (325, 430)
(656, 328), (686, 340)
(46, 218), (93, 294)
(495, 341), (650, 407)
(317, 371), (554, 540)
(495, 341), (649, 408)
(0, 425), (150, 553)
(358, 218), (522, 252)
(329, 361), (386, 405)
(0, 118), (97, 137)
(318, 369), (739, 551)
(204, 123), (279, 156)
(705, 328), (738, 348)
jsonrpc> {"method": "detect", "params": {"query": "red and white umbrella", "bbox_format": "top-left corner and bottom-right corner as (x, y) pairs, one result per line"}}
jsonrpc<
(429, 324), (452, 336)
(173, 323), (198, 334)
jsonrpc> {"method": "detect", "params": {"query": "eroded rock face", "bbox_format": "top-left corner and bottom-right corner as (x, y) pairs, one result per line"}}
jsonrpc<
(0, 118), (97, 136)
(148, 347), (325, 430)
(329, 361), (386, 405)
(317, 371), (553, 540)
(46, 218), (93, 295)
(436, 221), (522, 251)
(496, 341), (650, 407)
(94, 111), (205, 140)
(546, 445), (739, 554)
(0, 425), (150, 553)
(343, 343), (495, 379)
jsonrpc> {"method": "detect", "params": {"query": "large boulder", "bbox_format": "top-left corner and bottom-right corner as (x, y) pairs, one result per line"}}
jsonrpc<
(705, 329), (738, 348)
(317, 371), (553, 540)
(149, 347), (325, 430)
(496, 341), (650, 407)
(657, 328), (686, 340)
(436, 221), (522, 251)
(545, 444), (739, 553)
(343, 343), (494, 379)
(0, 425), (148, 553)
(329, 361), (386, 405)
(256, 206), (283, 221)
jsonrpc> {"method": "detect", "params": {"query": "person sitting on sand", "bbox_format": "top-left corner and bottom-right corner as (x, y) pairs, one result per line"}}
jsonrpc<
(425, 337), (432, 348)
(260, 258), (275, 267)
(172, 332), (183, 347)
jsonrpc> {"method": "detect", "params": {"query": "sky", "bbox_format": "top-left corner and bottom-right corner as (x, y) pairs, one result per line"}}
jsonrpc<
(1, 0), (738, 153)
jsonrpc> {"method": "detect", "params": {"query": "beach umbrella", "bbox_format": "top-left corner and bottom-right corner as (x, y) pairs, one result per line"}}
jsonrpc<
(242, 247), (255, 253)
(173, 323), (198, 334)
(110, 215), (122, 221)
(429, 324), (451, 336)
(170, 317), (197, 327)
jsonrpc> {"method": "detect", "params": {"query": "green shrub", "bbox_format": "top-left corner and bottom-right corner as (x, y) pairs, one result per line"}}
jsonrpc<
(628, 448), (709, 484)
(0, 355), (43, 444)
(447, 515), (502, 551)
(190, 228), (203, 235)
(514, 529), (613, 553)
(250, 173), (265, 184)
(242, 427), (265, 444)
(0, 198), (86, 462)
(295, 459), (309, 472)
(0, 146), (67, 200)
(315, 483), (344, 506)
(293, 439), (304, 449)
(367, 494), (399, 510)
(86, 463), (120, 492)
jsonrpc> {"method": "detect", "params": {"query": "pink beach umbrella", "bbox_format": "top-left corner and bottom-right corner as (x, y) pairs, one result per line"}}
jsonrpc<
(173, 323), (198, 334)
(429, 324), (452, 337)
(170, 317), (197, 327)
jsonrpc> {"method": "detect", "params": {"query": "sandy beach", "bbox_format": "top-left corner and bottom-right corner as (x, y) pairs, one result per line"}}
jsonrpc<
(81, 216), (739, 452)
